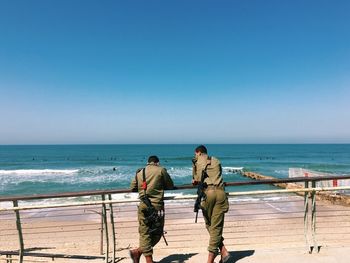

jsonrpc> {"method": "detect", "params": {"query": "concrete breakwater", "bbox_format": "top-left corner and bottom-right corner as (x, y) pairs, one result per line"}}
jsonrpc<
(242, 171), (350, 206)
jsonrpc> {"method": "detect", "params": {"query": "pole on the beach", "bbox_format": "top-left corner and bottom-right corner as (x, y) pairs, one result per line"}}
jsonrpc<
(101, 195), (109, 263)
(13, 200), (24, 263)
(311, 181), (319, 252)
(100, 207), (104, 255)
(108, 194), (117, 262)
(303, 181), (311, 253)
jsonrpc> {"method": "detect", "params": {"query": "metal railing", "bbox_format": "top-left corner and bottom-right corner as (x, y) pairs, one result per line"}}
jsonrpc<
(1, 175), (350, 262)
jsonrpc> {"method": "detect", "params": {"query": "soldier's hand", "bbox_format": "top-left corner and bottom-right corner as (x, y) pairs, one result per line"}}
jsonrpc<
(192, 180), (199, 186)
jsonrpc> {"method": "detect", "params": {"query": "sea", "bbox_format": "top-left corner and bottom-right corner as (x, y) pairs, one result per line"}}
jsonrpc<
(1, 144), (350, 199)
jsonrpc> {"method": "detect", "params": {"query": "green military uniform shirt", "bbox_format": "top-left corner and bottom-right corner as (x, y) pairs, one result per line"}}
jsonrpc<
(193, 154), (224, 186)
(131, 163), (174, 210)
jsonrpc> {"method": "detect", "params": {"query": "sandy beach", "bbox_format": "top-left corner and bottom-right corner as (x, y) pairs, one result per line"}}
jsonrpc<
(2, 193), (350, 262)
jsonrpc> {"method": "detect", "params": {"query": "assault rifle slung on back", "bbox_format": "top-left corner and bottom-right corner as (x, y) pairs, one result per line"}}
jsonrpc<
(140, 195), (168, 246)
(140, 168), (168, 245)
(193, 158), (209, 223)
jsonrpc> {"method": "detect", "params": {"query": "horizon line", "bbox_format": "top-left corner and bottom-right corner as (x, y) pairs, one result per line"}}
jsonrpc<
(1, 142), (350, 146)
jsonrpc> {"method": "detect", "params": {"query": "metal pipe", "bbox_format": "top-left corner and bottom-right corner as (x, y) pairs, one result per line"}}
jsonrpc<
(311, 181), (319, 252)
(2, 186), (350, 212)
(108, 194), (116, 262)
(303, 181), (310, 253)
(101, 195), (109, 263)
(100, 207), (104, 256)
(12, 200), (24, 263)
(1, 175), (350, 202)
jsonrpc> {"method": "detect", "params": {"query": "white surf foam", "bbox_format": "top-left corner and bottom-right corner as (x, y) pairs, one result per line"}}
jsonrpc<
(0, 169), (79, 176)
(167, 167), (192, 178)
(222, 167), (244, 172)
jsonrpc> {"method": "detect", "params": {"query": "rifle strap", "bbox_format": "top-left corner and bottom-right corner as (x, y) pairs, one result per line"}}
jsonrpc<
(134, 168), (143, 190)
(142, 168), (147, 194)
(204, 156), (212, 172)
(141, 167), (164, 214)
(201, 156), (211, 185)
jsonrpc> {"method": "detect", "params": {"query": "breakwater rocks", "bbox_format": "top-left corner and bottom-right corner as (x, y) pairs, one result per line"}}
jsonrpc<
(242, 171), (350, 206)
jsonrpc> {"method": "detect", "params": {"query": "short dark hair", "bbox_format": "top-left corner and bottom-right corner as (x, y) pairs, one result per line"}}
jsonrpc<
(195, 145), (207, 154)
(148, 155), (160, 163)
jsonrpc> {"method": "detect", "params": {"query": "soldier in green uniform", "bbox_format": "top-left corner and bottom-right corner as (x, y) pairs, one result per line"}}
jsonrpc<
(129, 155), (174, 263)
(192, 145), (231, 263)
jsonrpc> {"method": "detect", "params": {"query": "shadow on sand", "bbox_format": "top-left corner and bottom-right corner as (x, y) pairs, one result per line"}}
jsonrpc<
(224, 250), (255, 262)
(155, 250), (254, 263)
(156, 253), (197, 263)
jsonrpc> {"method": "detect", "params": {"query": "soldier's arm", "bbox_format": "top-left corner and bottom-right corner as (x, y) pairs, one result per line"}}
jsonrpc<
(162, 168), (174, 190)
(192, 158), (196, 180)
(192, 159), (199, 185)
(193, 161), (204, 182)
(130, 175), (138, 192)
(213, 157), (223, 176)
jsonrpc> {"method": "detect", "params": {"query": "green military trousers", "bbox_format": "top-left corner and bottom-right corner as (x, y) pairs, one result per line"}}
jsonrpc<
(138, 203), (164, 256)
(201, 186), (229, 254)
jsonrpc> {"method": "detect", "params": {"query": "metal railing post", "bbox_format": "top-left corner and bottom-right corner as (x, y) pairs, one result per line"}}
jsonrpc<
(13, 200), (24, 263)
(303, 181), (311, 253)
(311, 181), (319, 252)
(101, 195), (109, 263)
(100, 207), (104, 255)
(108, 194), (116, 262)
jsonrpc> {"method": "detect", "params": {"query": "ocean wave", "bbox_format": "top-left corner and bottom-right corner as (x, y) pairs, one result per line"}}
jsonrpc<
(0, 166), (238, 180)
(0, 166), (187, 189)
(167, 167), (192, 178)
(273, 169), (289, 175)
(168, 166), (245, 177)
(222, 166), (244, 173)
(0, 169), (79, 176)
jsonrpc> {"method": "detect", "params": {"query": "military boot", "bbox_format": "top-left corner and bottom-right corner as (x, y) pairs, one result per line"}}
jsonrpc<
(145, 255), (154, 263)
(129, 248), (141, 263)
(207, 252), (216, 263)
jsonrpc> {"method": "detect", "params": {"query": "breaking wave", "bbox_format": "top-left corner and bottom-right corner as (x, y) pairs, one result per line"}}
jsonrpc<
(0, 169), (79, 176)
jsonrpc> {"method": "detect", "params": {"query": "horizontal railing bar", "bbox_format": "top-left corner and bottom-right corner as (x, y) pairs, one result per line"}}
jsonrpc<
(15, 234), (103, 242)
(0, 251), (105, 260)
(0, 224), (316, 237)
(19, 212), (99, 220)
(1, 175), (349, 202)
(226, 186), (350, 196)
(1, 186), (350, 212)
(109, 198), (304, 213)
(115, 220), (304, 229)
(0, 227), (101, 237)
(21, 228), (101, 236)
(165, 207), (304, 215)
(22, 222), (100, 230)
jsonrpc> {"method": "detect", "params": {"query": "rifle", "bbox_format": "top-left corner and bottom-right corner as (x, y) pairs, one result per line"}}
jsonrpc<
(141, 195), (168, 245)
(193, 166), (208, 223)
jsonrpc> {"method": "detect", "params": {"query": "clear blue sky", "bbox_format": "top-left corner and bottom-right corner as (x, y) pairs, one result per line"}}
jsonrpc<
(0, 0), (349, 144)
